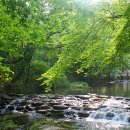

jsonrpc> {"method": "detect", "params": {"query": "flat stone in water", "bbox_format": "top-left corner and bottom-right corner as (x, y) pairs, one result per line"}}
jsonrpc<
(93, 98), (102, 102)
(19, 100), (27, 106)
(71, 106), (81, 110)
(53, 105), (69, 110)
(63, 103), (72, 107)
(115, 97), (124, 100)
(97, 95), (108, 99)
(88, 105), (100, 111)
(48, 102), (61, 106)
(125, 98), (130, 101)
(76, 95), (91, 100)
(25, 105), (34, 111)
(2, 94), (130, 130)
(40, 104), (50, 109)
(77, 111), (90, 118)
(31, 102), (43, 107)
(36, 109), (53, 114)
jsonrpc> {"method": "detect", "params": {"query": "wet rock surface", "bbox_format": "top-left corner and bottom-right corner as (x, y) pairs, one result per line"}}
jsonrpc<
(1, 93), (130, 129)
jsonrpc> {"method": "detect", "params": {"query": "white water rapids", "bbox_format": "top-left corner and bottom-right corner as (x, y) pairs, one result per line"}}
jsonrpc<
(77, 97), (130, 130)
(1, 94), (130, 130)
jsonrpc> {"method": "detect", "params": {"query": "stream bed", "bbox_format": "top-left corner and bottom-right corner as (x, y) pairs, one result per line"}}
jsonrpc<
(0, 93), (130, 130)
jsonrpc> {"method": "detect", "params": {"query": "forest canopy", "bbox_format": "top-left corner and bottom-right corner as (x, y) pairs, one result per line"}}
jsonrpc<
(0, 0), (130, 93)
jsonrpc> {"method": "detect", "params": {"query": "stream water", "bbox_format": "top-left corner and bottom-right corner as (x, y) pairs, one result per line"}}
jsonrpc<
(77, 97), (130, 130)
(55, 80), (130, 129)
(89, 80), (130, 97)
(55, 80), (130, 97)
(1, 80), (130, 130)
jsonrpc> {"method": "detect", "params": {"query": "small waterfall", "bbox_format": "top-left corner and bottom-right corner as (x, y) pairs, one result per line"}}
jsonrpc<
(86, 97), (130, 126)
(1, 96), (27, 114)
(1, 94), (130, 130)
(1, 99), (17, 114)
(73, 97), (130, 130)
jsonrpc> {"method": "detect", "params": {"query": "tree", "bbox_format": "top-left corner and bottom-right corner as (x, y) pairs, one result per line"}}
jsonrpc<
(41, 0), (130, 92)
(1, 0), (130, 93)
(0, 0), (77, 92)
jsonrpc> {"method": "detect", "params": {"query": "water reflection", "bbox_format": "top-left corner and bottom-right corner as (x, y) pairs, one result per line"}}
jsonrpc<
(89, 80), (130, 97)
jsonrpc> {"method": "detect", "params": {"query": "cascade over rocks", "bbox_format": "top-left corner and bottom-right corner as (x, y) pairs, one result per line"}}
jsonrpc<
(1, 93), (130, 125)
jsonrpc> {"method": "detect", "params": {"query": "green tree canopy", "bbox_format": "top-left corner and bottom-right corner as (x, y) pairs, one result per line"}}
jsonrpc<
(0, 0), (130, 93)
(41, 0), (130, 92)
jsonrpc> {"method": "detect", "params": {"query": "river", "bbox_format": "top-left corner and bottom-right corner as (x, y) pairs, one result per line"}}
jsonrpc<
(1, 80), (130, 130)
(55, 80), (130, 97)
(89, 80), (130, 97)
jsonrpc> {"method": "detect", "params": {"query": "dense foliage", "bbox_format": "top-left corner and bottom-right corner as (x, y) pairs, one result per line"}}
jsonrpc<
(0, 0), (130, 93)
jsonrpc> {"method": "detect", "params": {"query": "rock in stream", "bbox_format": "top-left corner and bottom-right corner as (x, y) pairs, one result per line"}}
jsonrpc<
(1, 93), (130, 130)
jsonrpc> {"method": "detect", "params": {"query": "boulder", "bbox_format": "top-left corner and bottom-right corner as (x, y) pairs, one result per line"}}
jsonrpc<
(19, 100), (27, 106)
(65, 110), (76, 116)
(125, 98), (130, 101)
(105, 112), (115, 120)
(77, 111), (90, 118)
(83, 107), (92, 111)
(36, 109), (53, 114)
(36, 110), (46, 114)
(16, 106), (24, 111)
(25, 105), (34, 111)
(53, 105), (69, 110)
(115, 97), (124, 100)
(71, 106), (81, 110)
(97, 95), (108, 99)
(76, 95), (91, 100)
(63, 103), (72, 107)
(31, 102), (43, 107)
(48, 102), (61, 106)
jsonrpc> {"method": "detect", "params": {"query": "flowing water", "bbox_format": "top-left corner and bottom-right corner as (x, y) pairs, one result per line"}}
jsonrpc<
(55, 80), (130, 129)
(1, 80), (130, 130)
(78, 98), (130, 130)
